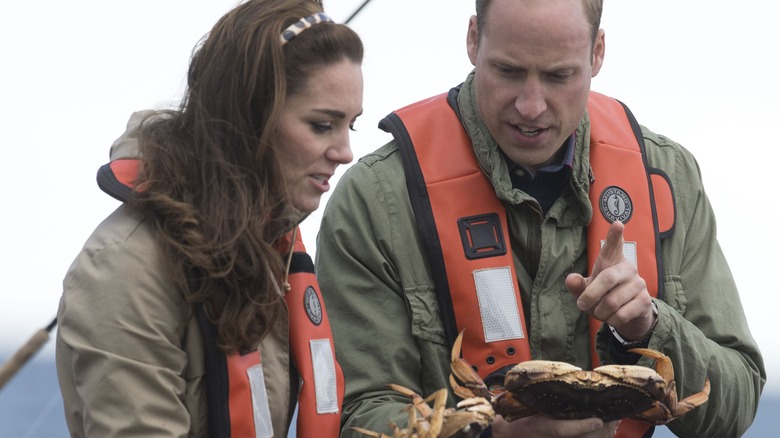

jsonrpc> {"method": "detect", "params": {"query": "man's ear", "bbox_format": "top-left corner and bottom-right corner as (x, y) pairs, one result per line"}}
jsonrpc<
(591, 29), (605, 77)
(467, 15), (478, 66)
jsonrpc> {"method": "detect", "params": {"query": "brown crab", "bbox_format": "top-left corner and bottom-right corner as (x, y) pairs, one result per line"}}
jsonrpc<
(351, 383), (494, 438)
(449, 332), (711, 424)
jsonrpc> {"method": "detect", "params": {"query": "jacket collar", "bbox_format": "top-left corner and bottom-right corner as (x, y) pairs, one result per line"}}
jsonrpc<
(456, 70), (592, 226)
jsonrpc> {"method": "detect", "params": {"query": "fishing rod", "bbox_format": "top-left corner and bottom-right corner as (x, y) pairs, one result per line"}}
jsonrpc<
(0, 318), (57, 391)
(345, 0), (373, 24)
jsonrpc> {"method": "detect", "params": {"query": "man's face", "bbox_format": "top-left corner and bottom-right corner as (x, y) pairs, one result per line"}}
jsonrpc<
(467, 0), (604, 172)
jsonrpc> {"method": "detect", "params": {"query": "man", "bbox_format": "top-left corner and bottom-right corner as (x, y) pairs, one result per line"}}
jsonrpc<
(316, 0), (765, 436)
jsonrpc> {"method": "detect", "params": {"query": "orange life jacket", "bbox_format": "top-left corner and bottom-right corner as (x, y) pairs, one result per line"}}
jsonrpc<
(379, 90), (675, 438)
(97, 161), (344, 437)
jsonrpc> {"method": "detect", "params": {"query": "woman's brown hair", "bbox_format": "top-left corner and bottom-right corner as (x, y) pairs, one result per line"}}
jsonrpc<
(131, 0), (363, 353)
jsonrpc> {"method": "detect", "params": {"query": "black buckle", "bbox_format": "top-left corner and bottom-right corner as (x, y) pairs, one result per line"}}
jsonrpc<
(484, 365), (515, 390)
(458, 213), (507, 260)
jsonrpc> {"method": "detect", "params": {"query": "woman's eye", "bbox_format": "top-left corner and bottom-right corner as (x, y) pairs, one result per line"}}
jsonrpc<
(311, 122), (332, 133)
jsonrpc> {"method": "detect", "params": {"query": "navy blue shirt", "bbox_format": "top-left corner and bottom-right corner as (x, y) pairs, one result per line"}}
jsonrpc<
(502, 134), (575, 214)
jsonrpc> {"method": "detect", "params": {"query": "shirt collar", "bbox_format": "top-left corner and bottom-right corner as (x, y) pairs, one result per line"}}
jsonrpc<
(503, 134), (576, 177)
(501, 134), (576, 214)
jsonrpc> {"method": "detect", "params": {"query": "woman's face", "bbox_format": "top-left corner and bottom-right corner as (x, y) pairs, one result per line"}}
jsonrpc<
(277, 59), (363, 213)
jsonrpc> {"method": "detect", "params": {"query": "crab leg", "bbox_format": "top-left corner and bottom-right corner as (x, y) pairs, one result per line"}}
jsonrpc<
(439, 398), (495, 438)
(628, 348), (711, 424)
(422, 388), (449, 437)
(388, 383), (435, 418)
(673, 378), (711, 415)
(349, 426), (393, 438)
(628, 347), (711, 409)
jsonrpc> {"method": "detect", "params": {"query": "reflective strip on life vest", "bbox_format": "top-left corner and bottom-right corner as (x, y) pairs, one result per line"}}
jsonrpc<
(474, 267), (525, 343)
(246, 362), (274, 438)
(309, 339), (339, 413)
(226, 351), (272, 438)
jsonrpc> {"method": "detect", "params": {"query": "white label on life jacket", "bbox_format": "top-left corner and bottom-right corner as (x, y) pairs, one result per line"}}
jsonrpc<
(309, 338), (339, 414)
(600, 240), (638, 267)
(473, 267), (525, 342)
(248, 363), (274, 438)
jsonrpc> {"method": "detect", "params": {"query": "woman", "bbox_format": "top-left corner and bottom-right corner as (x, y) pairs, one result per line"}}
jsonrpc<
(55, 0), (363, 436)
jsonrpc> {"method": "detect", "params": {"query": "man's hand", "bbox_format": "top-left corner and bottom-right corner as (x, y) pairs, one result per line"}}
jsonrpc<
(565, 221), (656, 342)
(492, 414), (620, 437)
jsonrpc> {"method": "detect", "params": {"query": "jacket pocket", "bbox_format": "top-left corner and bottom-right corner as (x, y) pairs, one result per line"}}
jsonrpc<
(404, 285), (448, 345)
(663, 274), (686, 314)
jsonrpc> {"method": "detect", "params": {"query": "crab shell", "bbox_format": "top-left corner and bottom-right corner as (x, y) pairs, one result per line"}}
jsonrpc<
(449, 330), (710, 425)
(504, 360), (667, 422)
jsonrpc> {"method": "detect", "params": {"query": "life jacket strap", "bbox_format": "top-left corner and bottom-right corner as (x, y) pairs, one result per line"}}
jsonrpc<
(284, 229), (345, 437)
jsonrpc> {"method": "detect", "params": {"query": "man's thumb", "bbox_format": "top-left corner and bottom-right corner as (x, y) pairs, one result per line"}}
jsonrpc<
(565, 272), (588, 298)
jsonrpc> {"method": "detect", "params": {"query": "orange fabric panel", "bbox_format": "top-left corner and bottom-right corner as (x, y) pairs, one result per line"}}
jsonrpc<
(226, 351), (261, 437)
(394, 95), (532, 379)
(109, 159), (141, 189)
(587, 93), (657, 438)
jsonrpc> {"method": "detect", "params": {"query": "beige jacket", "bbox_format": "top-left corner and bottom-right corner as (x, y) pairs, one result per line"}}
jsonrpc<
(55, 112), (293, 437)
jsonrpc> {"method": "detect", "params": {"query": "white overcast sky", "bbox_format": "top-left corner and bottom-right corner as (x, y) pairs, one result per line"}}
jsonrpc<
(1, 1), (777, 396)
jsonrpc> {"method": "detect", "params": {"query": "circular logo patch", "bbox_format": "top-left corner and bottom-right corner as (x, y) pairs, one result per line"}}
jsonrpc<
(303, 286), (322, 326)
(599, 186), (633, 224)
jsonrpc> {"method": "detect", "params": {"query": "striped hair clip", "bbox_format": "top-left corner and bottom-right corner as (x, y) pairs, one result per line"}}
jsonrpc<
(280, 12), (334, 45)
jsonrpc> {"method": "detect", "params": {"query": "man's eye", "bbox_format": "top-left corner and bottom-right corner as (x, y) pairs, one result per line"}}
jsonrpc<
(548, 72), (573, 81)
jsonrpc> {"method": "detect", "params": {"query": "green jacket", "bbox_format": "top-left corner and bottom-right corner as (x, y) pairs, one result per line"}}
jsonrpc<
(316, 73), (765, 437)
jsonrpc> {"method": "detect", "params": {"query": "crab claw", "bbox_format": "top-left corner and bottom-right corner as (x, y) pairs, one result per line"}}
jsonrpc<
(450, 331), (491, 400)
(628, 348), (674, 381)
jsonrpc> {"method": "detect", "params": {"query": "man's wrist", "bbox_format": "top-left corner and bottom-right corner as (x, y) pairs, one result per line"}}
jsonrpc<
(608, 301), (659, 347)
